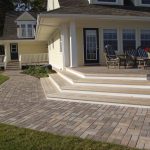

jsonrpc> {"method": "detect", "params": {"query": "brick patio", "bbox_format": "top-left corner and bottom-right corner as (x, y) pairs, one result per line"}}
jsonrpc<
(0, 71), (150, 149)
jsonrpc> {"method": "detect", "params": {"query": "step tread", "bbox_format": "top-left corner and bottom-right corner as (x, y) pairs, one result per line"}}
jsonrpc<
(50, 73), (71, 87)
(63, 85), (150, 95)
(47, 92), (150, 106)
(51, 73), (150, 95)
(59, 71), (150, 86)
(40, 77), (58, 95)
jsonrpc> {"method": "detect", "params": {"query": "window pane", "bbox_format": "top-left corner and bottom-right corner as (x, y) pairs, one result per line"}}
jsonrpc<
(141, 30), (150, 47)
(123, 29), (136, 51)
(28, 24), (33, 37)
(21, 24), (26, 37)
(98, 0), (116, 2)
(142, 0), (150, 4)
(103, 29), (118, 51)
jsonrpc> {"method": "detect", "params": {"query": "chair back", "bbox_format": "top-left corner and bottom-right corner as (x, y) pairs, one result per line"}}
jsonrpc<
(137, 47), (148, 58)
(126, 49), (138, 58)
(104, 45), (117, 59)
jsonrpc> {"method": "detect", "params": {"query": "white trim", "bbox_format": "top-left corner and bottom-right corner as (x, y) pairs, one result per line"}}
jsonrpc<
(39, 14), (150, 22)
(70, 22), (78, 67)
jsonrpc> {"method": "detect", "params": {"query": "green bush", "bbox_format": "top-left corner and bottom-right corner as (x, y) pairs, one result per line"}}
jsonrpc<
(23, 66), (56, 78)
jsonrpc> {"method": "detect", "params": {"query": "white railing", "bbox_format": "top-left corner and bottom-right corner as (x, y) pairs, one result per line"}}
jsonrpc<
(19, 53), (49, 69)
(0, 55), (7, 69)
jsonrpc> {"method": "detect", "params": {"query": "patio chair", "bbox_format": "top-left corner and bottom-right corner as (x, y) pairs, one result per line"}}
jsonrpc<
(125, 49), (138, 68)
(137, 47), (150, 69)
(104, 45), (126, 69)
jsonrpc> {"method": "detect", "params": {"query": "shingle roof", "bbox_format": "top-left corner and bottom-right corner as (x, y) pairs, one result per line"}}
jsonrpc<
(0, 11), (37, 40)
(45, 0), (150, 17)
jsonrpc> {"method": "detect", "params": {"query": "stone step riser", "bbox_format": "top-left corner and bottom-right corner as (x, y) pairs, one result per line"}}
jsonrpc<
(58, 72), (150, 89)
(49, 75), (150, 99)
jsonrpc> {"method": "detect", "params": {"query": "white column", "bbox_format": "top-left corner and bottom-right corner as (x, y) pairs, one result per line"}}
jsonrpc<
(70, 21), (78, 67)
(61, 24), (70, 69)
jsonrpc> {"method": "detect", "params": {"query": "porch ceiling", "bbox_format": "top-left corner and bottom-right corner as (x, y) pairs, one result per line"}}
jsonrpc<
(36, 17), (69, 40)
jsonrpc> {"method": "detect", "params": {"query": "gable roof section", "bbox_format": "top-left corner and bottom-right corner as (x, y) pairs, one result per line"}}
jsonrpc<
(45, 0), (150, 17)
(16, 11), (36, 21)
(0, 11), (37, 40)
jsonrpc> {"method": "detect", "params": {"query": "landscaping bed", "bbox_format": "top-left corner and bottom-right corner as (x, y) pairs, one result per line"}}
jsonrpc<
(0, 123), (138, 150)
(22, 65), (56, 78)
(0, 74), (9, 85)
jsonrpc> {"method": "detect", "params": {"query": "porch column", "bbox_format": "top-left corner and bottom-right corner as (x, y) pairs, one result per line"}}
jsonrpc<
(61, 24), (70, 69)
(69, 21), (78, 67)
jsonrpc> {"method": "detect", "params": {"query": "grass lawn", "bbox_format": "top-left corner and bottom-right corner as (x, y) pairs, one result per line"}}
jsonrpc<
(0, 74), (9, 85)
(0, 123), (138, 150)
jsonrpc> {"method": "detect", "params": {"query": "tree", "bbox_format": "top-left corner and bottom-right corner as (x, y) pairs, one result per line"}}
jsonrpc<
(13, 0), (46, 11)
(0, 0), (14, 35)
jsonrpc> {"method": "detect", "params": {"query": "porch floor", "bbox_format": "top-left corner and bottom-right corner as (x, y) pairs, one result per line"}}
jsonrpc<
(72, 66), (150, 75)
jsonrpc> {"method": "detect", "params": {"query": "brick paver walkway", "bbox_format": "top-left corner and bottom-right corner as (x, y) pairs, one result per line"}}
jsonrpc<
(0, 71), (150, 149)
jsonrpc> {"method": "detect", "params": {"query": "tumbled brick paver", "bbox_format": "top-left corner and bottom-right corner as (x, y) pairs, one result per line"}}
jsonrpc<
(0, 71), (150, 149)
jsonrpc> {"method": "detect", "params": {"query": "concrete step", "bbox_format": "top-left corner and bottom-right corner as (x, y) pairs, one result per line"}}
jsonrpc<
(40, 77), (58, 96)
(41, 76), (150, 107)
(58, 71), (150, 89)
(66, 68), (147, 81)
(49, 73), (150, 99)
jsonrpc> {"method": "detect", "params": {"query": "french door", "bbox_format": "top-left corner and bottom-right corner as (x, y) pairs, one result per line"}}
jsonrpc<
(84, 28), (99, 64)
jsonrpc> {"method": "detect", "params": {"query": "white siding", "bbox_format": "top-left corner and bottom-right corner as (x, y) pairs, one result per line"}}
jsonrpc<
(47, 0), (60, 11)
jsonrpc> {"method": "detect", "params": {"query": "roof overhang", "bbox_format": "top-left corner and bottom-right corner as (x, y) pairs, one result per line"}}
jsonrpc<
(36, 13), (150, 40)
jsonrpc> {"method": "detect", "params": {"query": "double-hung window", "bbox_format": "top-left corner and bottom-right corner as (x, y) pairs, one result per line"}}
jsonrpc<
(21, 24), (26, 37)
(141, 30), (150, 48)
(123, 29), (136, 51)
(103, 29), (118, 51)
(20, 24), (34, 38)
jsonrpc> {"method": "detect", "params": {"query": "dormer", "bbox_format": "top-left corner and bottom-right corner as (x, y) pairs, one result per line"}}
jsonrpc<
(131, 0), (150, 7)
(88, 0), (124, 5)
(16, 12), (37, 39)
(47, 0), (60, 11)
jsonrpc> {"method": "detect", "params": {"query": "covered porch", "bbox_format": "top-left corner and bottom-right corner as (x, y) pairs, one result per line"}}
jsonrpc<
(0, 40), (48, 69)
(37, 13), (150, 70)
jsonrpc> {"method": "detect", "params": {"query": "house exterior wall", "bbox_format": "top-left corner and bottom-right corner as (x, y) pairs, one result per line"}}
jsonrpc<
(76, 20), (150, 66)
(47, 0), (60, 11)
(18, 41), (47, 54)
(48, 31), (63, 69)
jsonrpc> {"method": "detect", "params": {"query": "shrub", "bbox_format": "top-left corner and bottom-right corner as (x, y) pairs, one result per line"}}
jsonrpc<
(23, 65), (56, 78)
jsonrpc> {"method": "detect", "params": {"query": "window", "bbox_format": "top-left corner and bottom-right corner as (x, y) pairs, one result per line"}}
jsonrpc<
(27, 24), (33, 37)
(98, 0), (116, 2)
(141, 30), (150, 48)
(20, 24), (34, 38)
(142, 0), (150, 4)
(123, 29), (136, 52)
(21, 24), (26, 37)
(103, 29), (118, 51)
